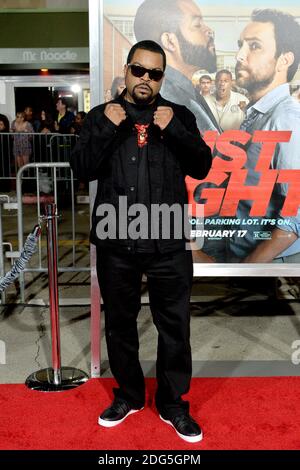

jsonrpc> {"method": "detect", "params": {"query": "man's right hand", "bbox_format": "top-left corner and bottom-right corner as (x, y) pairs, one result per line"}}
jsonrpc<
(104, 103), (127, 126)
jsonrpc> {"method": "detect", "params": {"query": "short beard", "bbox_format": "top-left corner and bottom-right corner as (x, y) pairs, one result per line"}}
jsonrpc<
(132, 91), (154, 104)
(132, 85), (154, 105)
(235, 65), (276, 96)
(176, 29), (217, 73)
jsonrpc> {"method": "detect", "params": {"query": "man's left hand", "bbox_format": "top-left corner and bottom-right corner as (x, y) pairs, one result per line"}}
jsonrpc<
(153, 106), (174, 130)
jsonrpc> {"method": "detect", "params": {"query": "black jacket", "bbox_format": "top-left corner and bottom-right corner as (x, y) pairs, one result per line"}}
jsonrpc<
(57, 111), (75, 134)
(70, 92), (212, 253)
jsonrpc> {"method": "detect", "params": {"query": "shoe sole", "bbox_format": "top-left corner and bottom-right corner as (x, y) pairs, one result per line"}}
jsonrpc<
(98, 407), (144, 428)
(159, 415), (203, 443)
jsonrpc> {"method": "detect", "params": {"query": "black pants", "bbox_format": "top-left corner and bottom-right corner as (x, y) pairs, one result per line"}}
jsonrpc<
(96, 247), (193, 419)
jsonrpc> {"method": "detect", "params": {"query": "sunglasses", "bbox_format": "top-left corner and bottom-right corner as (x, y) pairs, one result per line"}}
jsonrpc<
(128, 64), (164, 82)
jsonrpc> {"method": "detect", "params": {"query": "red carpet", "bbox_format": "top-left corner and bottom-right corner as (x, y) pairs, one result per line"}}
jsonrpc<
(1, 377), (300, 450)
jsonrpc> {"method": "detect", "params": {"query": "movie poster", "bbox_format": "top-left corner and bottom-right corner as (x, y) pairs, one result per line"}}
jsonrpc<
(103, 0), (300, 263)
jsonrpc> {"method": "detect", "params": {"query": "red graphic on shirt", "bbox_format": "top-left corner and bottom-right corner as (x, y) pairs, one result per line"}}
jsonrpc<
(135, 124), (150, 148)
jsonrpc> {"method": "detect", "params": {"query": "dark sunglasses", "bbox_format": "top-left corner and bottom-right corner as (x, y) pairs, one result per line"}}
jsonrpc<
(128, 64), (164, 82)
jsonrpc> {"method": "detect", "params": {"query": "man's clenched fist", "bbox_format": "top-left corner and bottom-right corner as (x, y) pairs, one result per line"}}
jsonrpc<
(153, 106), (174, 130)
(104, 103), (127, 126)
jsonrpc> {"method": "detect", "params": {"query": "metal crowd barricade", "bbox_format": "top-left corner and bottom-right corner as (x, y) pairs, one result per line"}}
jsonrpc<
(15, 162), (90, 303)
(0, 195), (7, 305)
(0, 133), (12, 190)
(0, 194), (17, 305)
(0, 132), (79, 191)
(49, 134), (77, 163)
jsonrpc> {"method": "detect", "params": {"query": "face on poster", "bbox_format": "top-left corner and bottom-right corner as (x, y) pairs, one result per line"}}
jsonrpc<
(103, 0), (300, 263)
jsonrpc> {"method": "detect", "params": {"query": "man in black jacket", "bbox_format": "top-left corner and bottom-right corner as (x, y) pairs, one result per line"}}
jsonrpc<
(54, 98), (75, 134)
(70, 40), (212, 444)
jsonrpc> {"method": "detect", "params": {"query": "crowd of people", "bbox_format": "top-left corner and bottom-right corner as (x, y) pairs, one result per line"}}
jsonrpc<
(0, 98), (87, 197)
(0, 99), (86, 179)
(1, 99), (86, 138)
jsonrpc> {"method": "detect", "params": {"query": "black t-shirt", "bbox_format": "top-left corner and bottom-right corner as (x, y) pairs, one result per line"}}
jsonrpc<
(124, 101), (157, 253)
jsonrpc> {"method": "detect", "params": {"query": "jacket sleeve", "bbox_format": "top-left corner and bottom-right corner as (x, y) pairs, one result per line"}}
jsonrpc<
(70, 110), (117, 181)
(162, 107), (212, 180)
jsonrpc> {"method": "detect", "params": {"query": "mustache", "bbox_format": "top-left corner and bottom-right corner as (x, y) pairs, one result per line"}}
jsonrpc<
(134, 84), (152, 91)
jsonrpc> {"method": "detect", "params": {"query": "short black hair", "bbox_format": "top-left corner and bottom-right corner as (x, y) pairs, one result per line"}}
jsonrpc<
(199, 75), (212, 82)
(134, 0), (182, 46)
(127, 40), (166, 71)
(251, 9), (300, 82)
(77, 111), (87, 120)
(216, 69), (232, 81)
(56, 97), (68, 107)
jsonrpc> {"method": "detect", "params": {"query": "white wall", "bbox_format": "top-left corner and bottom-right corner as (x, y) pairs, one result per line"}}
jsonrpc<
(0, 74), (90, 124)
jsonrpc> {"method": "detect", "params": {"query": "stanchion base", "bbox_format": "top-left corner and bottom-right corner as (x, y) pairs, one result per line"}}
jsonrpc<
(25, 367), (89, 392)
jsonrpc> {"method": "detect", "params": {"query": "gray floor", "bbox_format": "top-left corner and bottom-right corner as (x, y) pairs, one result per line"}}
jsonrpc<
(2, 277), (300, 383)
(1, 203), (300, 383)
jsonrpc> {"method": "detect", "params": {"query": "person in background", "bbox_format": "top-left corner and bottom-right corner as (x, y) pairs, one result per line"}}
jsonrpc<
(24, 106), (40, 132)
(198, 74), (213, 99)
(54, 98), (75, 134)
(110, 76), (126, 99)
(230, 9), (300, 264)
(24, 106), (33, 123)
(0, 113), (11, 192)
(38, 110), (55, 134)
(104, 89), (112, 102)
(205, 69), (248, 130)
(0, 114), (9, 133)
(70, 111), (87, 135)
(134, 0), (221, 133)
(11, 111), (34, 169)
